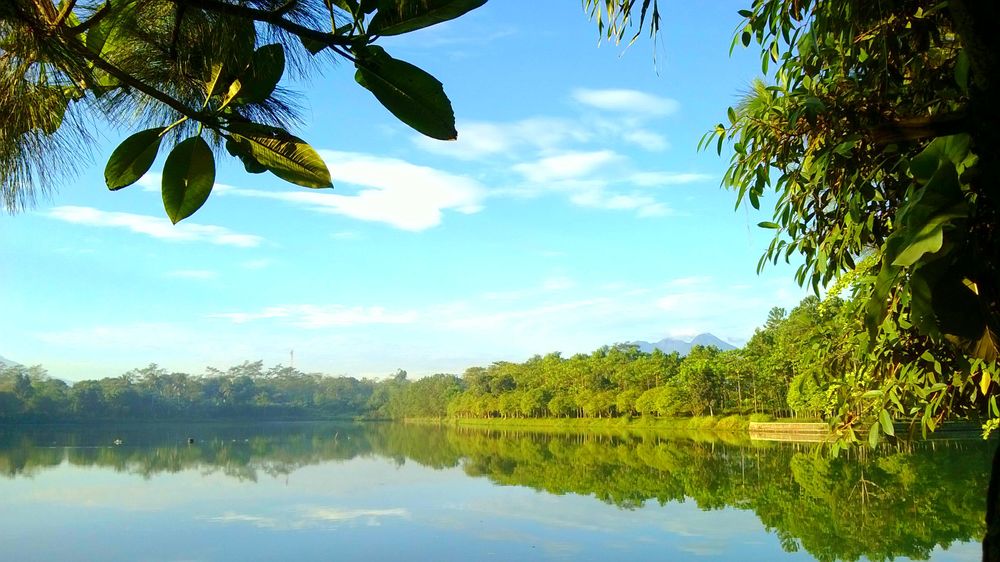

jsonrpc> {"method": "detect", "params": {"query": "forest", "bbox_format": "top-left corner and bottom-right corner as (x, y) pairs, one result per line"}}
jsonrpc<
(4, 293), (980, 431)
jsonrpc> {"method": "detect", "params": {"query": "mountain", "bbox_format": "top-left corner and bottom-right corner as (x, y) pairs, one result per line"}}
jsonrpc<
(0, 355), (21, 368)
(627, 333), (737, 356)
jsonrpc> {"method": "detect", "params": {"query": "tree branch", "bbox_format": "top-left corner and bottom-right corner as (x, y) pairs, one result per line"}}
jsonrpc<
(66, 1), (114, 35)
(64, 37), (213, 127)
(869, 113), (969, 145)
(174, 0), (355, 47)
(274, 0), (298, 18)
(53, 0), (78, 29)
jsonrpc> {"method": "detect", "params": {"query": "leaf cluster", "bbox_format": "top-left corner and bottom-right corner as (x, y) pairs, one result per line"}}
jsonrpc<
(1, 0), (487, 221)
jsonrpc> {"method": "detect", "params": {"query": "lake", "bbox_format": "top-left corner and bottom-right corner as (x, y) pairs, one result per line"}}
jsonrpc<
(0, 422), (991, 561)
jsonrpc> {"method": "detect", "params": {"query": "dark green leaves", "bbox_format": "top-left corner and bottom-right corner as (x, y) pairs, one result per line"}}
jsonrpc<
(369, 0), (488, 36)
(162, 137), (215, 224)
(227, 124), (332, 188)
(236, 44), (285, 105)
(105, 127), (166, 190)
(354, 45), (456, 140)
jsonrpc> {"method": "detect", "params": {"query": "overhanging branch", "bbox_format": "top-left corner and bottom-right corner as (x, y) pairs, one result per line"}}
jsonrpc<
(870, 113), (969, 145)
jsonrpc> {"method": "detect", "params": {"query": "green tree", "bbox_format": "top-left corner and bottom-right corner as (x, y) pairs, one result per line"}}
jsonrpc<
(597, 0), (1000, 554)
(677, 345), (722, 416)
(701, 0), (999, 442)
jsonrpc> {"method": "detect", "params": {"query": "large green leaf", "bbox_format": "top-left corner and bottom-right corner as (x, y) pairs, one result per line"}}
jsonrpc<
(225, 138), (267, 174)
(878, 409), (894, 437)
(890, 222), (944, 267)
(227, 124), (332, 188)
(235, 44), (285, 105)
(86, 0), (138, 56)
(105, 127), (166, 190)
(162, 136), (215, 224)
(369, 0), (488, 36)
(354, 45), (456, 140)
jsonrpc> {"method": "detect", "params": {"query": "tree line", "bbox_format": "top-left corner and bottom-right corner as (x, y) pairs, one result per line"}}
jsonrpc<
(8, 293), (977, 428)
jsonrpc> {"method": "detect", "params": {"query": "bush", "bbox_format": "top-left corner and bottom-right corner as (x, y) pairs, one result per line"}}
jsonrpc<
(748, 413), (775, 423)
(687, 415), (718, 430)
(715, 415), (748, 431)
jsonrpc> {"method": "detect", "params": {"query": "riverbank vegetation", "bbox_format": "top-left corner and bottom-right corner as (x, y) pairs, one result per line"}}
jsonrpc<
(1, 294), (990, 433)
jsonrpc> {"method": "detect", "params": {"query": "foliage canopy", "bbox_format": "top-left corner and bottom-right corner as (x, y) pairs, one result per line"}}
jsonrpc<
(605, 0), (1000, 443)
(1, 0), (486, 221)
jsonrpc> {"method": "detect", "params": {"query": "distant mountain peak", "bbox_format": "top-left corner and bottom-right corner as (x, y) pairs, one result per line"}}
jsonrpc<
(0, 355), (21, 368)
(626, 333), (736, 356)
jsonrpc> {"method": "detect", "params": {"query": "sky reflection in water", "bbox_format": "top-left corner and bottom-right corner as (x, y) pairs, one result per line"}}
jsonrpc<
(0, 422), (989, 561)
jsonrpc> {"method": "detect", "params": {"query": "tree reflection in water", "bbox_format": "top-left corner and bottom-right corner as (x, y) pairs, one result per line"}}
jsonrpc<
(0, 422), (991, 562)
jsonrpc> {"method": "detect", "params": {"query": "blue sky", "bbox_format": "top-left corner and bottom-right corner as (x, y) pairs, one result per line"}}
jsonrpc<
(0, 1), (809, 381)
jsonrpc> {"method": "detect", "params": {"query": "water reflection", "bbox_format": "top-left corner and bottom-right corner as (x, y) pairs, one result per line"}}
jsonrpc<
(0, 422), (991, 561)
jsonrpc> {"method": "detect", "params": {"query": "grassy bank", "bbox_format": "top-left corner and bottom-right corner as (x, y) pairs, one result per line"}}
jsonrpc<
(404, 414), (766, 432)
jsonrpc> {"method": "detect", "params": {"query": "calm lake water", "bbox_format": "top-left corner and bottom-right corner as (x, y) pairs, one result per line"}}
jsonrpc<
(0, 422), (992, 561)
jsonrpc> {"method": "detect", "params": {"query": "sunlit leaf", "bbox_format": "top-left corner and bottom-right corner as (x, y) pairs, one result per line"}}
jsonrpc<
(879, 409), (894, 437)
(162, 136), (215, 224)
(227, 124), (332, 188)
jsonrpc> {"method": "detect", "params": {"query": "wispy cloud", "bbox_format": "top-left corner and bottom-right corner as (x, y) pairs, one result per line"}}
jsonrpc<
(569, 190), (672, 217)
(413, 118), (591, 160)
(621, 129), (669, 151)
(629, 171), (714, 187)
(304, 507), (409, 524)
(45, 206), (263, 247)
(205, 507), (409, 530)
(137, 173), (238, 195)
(209, 304), (419, 328)
(406, 88), (701, 218)
(572, 88), (679, 116)
(513, 150), (621, 183)
(227, 151), (485, 231)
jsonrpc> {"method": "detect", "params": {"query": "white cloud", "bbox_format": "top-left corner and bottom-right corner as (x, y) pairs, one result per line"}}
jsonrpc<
(413, 118), (591, 160)
(621, 129), (669, 151)
(228, 151), (485, 231)
(513, 150), (621, 183)
(569, 190), (671, 217)
(572, 88), (679, 116)
(209, 304), (419, 328)
(629, 171), (714, 187)
(205, 507), (409, 530)
(303, 507), (409, 523)
(45, 206), (263, 247)
(166, 269), (218, 280)
(137, 173), (238, 194)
